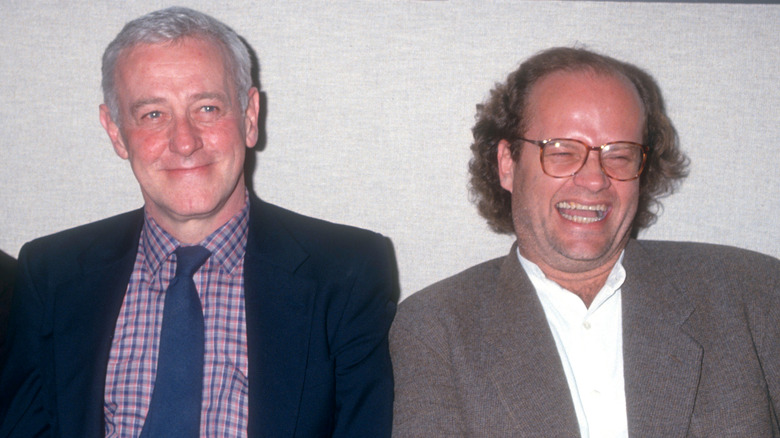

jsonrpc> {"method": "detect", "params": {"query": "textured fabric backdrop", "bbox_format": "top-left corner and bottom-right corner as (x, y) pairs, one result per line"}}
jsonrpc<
(1, 1), (778, 299)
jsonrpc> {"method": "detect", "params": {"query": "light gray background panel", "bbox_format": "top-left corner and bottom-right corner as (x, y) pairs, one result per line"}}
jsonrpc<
(1, 1), (778, 299)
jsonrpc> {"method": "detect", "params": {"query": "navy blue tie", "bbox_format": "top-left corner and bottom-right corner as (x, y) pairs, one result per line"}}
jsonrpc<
(140, 245), (211, 438)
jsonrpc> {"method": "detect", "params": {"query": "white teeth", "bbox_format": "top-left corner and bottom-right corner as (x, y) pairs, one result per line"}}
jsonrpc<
(556, 202), (607, 223)
(560, 213), (601, 224)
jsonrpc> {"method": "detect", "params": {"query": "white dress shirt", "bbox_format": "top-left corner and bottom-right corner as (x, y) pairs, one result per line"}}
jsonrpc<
(518, 250), (628, 438)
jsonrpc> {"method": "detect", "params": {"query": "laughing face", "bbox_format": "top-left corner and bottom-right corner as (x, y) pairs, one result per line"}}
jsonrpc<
(497, 69), (645, 275)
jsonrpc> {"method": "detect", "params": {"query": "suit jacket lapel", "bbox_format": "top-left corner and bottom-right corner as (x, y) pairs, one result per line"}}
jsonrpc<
(244, 198), (316, 437)
(622, 240), (702, 437)
(483, 246), (581, 436)
(52, 210), (143, 437)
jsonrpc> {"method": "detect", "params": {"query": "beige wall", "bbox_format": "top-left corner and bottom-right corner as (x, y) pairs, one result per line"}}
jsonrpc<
(1, 1), (778, 299)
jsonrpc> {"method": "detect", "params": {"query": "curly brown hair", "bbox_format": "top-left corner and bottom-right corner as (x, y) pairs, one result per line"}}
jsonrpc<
(469, 47), (689, 235)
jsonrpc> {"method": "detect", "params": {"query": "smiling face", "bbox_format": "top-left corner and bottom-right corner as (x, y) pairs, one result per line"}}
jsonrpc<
(497, 69), (645, 276)
(99, 36), (259, 243)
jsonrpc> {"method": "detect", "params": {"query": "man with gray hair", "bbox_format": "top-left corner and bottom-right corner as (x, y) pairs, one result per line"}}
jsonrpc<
(390, 47), (779, 437)
(0, 7), (396, 437)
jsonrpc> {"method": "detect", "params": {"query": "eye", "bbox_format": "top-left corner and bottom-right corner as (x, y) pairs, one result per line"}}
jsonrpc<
(544, 142), (580, 160)
(548, 150), (575, 157)
(603, 145), (641, 164)
(137, 109), (168, 125)
(193, 104), (222, 122)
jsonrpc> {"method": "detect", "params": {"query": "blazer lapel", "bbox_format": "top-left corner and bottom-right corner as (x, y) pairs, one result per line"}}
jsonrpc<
(244, 198), (316, 437)
(52, 210), (143, 437)
(621, 240), (702, 437)
(483, 247), (581, 436)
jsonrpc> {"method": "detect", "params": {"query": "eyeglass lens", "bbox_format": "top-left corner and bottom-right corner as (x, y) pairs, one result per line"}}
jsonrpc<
(542, 139), (644, 180)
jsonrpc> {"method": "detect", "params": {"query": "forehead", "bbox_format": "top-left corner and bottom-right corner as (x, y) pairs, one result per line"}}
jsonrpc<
(114, 36), (230, 86)
(525, 69), (645, 127)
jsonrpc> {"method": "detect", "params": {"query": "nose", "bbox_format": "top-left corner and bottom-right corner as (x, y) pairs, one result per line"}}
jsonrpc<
(169, 117), (202, 157)
(572, 150), (610, 191)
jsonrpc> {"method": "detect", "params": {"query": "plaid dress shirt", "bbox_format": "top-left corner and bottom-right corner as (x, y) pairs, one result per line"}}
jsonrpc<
(104, 199), (249, 437)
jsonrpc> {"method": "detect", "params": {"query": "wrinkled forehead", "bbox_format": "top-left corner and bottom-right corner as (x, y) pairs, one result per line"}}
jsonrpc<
(116, 35), (233, 82)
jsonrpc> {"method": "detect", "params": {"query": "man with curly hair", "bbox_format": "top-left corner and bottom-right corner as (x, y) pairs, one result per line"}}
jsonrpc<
(390, 47), (779, 437)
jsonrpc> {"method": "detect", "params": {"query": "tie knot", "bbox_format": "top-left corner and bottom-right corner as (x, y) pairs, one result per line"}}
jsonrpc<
(174, 245), (211, 277)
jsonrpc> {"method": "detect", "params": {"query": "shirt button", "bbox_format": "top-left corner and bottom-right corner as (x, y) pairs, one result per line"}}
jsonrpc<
(583, 321), (592, 329)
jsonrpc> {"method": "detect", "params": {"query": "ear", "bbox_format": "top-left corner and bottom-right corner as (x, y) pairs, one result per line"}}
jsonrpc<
(243, 87), (260, 149)
(497, 139), (516, 193)
(99, 104), (129, 159)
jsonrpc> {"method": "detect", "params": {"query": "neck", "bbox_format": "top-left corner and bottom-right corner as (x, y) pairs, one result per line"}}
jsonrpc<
(521, 249), (623, 308)
(545, 265), (614, 307)
(146, 188), (248, 245)
(165, 221), (220, 246)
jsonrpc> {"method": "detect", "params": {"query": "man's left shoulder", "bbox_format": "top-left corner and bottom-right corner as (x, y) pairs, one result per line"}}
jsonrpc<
(628, 239), (779, 295)
(631, 239), (779, 272)
(250, 199), (392, 265)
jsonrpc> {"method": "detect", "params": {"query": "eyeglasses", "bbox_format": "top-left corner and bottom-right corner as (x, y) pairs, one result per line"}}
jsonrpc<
(518, 138), (648, 181)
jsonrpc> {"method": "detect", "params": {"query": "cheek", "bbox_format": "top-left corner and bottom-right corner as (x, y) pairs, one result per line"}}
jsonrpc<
(124, 132), (168, 163)
(517, 172), (555, 207)
(614, 183), (640, 222)
(620, 182), (640, 206)
(202, 124), (244, 151)
(512, 177), (545, 222)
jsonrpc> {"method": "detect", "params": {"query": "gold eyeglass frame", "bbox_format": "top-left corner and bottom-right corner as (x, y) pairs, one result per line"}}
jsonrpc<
(518, 137), (648, 181)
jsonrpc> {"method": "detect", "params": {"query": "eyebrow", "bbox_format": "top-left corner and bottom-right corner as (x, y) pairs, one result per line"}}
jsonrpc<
(129, 97), (167, 116)
(192, 92), (230, 105)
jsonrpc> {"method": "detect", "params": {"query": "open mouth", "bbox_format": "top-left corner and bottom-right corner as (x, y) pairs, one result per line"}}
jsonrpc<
(556, 201), (608, 224)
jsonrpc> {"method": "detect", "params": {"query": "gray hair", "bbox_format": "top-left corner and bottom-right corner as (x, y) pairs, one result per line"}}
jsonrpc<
(101, 6), (252, 123)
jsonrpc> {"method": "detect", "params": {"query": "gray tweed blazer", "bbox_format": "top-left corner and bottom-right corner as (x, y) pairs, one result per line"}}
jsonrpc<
(390, 239), (780, 437)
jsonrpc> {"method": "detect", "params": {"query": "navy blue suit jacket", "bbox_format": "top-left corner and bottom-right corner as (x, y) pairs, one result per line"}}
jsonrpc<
(0, 197), (397, 437)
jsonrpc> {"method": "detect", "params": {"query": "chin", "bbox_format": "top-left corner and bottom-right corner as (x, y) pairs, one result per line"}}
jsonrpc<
(555, 239), (618, 262)
(158, 195), (222, 218)
(178, 200), (224, 217)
